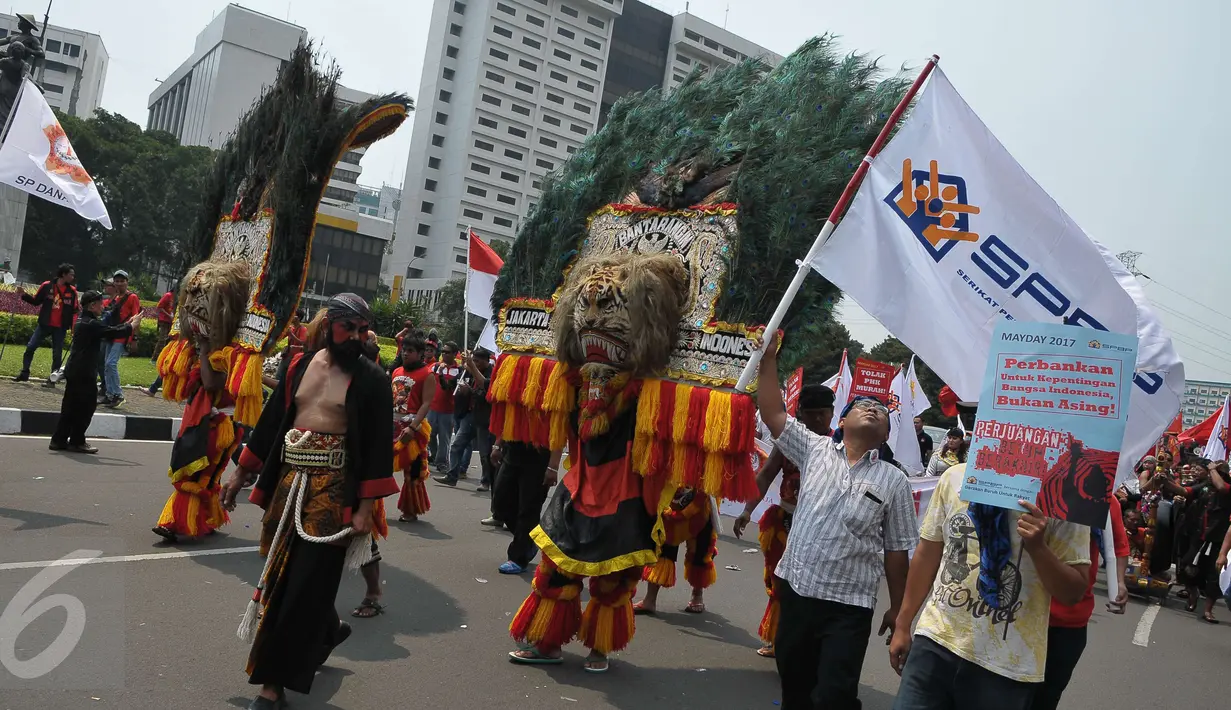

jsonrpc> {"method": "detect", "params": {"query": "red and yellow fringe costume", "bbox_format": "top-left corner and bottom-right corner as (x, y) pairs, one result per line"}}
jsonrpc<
(394, 420), (432, 517)
(642, 489), (718, 591)
(757, 504), (791, 645)
(494, 352), (757, 655)
(154, 341), (264, 537)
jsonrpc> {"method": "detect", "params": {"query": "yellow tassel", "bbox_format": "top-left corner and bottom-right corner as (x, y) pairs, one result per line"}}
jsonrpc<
(703, 452), (724, 497)
(632, 433), (651, 476)
(216, 416), (235, 453)
(526, 597), (556, 642)
(491, 354), (518, 402)
(502, 404), (517, 441)
(593, 605), (614, 653)
(521, 356), (546, 408)
(672, 383), (691, 443)
(636, 380), (659, 437)
(644, 556), (676, 588)
(239, 352), (264, 397)
(543, 362), (573, 413)
(174, 341), (194, 375)
(550, 412), (569, 452)
(703, 391), (732, 453)
(650, 479), (676, 549)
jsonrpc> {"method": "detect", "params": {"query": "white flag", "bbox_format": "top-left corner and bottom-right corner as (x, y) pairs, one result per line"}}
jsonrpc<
(811, 67), (1182, 487)
(888, 356), (932, 475)
(0, 79), (111, 228)
(888, 369), (924, 474)
(1203, 394), (1230, 462)
(821, 348), (853, 407)
(477, 319), (500, 356)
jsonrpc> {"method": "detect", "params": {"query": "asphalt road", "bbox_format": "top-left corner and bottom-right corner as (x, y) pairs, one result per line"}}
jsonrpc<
(0, 434), (1223, 709)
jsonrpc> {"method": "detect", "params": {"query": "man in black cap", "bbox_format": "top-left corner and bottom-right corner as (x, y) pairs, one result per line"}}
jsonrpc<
(222, 293), (398, 710)
(49, 291), (142, 453)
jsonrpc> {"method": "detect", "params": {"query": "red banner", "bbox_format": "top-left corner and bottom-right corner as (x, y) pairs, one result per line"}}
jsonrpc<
(783, 367), (804, 416)
(850, 358), (895, 404)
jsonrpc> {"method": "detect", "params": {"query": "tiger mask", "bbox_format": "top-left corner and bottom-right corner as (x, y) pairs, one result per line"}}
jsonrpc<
(177, 259), (252, 356)
(553, 252), (690, 377)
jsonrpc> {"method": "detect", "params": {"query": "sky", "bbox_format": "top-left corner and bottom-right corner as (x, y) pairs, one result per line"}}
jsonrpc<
(45, 0), (1231, 381)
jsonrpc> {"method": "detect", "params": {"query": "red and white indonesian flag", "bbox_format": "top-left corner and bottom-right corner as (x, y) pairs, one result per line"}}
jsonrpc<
(811, 67), (1183, 487)
(465, 230), (504, 320)
(1203, 394), (1230, 462)
(821, 348), (854, 407)
(0, 79), (111, 228)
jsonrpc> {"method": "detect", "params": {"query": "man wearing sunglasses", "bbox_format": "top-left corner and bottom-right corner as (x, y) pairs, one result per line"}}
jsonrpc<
(222, 293), (398, 710)
(756, 333), (918, 710)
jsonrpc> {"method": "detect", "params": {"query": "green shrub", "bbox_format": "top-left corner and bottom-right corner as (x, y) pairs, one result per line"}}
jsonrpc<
(0, 313), (162, 357)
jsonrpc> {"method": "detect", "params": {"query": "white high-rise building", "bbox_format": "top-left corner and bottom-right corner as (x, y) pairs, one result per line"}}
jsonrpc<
(388, 0), (780, 304)
(0, 13), (109, 119)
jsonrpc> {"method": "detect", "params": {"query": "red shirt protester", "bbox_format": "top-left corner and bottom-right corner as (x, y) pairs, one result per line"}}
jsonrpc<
(105, 289), (142, 343)
(430, 359), (461, 414)
(1049, 495), (1129, 627)
(22, 280), (78, 329)
(156, 291), (175, 323)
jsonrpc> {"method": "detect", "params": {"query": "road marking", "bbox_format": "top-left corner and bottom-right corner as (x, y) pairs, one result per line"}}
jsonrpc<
(0, 546), (259, 571)
(1132, 603), (1160, 647)
(0, 434), (172, 444)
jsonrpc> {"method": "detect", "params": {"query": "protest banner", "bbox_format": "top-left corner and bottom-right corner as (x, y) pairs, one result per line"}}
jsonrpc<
(849, 358), (895, 405)
(783, 367), (804, 416)
(959, 321), (1137, 527)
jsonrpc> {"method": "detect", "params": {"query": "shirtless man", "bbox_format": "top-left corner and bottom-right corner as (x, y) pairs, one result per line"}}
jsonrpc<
(223, 294), (397, 710)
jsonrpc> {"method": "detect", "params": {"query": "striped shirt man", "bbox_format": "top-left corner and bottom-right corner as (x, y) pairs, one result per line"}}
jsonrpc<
(773, 416), (919, 608)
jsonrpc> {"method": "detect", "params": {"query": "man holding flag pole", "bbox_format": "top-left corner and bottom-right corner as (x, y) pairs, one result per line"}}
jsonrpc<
(733, 51), (1184, 707)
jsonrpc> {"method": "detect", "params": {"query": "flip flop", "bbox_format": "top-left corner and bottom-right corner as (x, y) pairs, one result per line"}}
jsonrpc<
(498, 561), (526, 574)
(632, 601), (656, 616)
(583, 656), (609, 674)
(351, 597), (385, 618)
(683, 601), (706, 614)
(1105, 602), (1126, 615)
(508, 648), (563, 665)
(756, 645), (776, 658)
(1203, 614), (1220, 624)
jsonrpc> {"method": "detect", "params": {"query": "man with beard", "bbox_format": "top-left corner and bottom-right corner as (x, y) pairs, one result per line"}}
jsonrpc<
(222, 293), (397, 710)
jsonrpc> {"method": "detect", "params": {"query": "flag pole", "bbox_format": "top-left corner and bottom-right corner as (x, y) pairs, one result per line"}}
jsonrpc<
(463, 225), (472, 352)
(734, 55), (940, 392)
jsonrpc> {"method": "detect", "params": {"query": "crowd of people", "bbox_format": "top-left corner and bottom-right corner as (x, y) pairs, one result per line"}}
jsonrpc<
(13, 276), (1222, 710)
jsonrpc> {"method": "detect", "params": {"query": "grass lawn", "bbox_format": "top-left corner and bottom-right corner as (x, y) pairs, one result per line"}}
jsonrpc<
(0, 345), (159, 387)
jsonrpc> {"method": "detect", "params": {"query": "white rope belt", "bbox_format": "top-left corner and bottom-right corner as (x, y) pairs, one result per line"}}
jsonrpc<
(236, 430), (372, 643)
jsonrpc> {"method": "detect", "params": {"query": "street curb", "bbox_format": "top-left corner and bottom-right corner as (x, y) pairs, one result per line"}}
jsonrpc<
(0, 406), (181, 440)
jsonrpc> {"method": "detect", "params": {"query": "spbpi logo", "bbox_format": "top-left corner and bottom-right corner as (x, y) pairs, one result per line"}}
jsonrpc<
(882, 156), (1164, 396)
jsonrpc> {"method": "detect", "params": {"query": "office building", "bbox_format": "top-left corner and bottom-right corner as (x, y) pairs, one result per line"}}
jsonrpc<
(301, 203), (395, 306)
(387, 0), (781, 304)
(146, 4), (304, 148)
(354, 183), (403, 221)
(0, 13), (109, 119)
(1182, 379), (1231, 428)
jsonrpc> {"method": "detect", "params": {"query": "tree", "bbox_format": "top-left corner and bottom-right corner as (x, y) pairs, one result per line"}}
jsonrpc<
(867, 336), (954, 427)
(19, 110), (214, 287)
(489, 239), (510, 261)
(429, 276), (485, 347)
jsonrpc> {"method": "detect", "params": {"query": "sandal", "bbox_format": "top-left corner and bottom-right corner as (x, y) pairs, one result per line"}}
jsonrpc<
(397, 514), (418, 523)
(683, 600), (706, 614)
(756, 645), (776, 658)
(1105, 601), (1126, 615)
(508, 648), (563, 665)
(583, 654), (609, 674)
(1202, 613), (1220, 624)
(632, 600), (656, 616)
(351, 597), (385, 618)
(498, 561), (526, 574)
